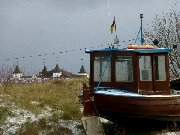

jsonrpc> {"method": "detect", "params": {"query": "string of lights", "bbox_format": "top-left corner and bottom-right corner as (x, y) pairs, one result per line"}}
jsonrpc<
(0, 36), (154, 73)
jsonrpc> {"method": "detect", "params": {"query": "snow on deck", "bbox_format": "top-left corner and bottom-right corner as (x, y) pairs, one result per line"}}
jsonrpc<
(95, 88), (180, 98)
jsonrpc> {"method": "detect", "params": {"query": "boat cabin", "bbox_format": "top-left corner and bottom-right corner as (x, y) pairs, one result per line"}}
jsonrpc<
(86, 45), (171, 95)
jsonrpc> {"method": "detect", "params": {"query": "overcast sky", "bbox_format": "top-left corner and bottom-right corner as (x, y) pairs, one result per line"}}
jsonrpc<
(0, 0), (178, 74)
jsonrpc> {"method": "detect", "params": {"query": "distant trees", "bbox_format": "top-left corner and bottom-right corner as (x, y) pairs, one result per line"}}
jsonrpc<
(79, 65), (86, 73)
(0, 66), (13, 88)
(0, 66), (13, 80)
(13, 65), (22, 73)
(40, 64), (74, 78)
(40, 65), (50, 78)
(145, 9), (180, 78)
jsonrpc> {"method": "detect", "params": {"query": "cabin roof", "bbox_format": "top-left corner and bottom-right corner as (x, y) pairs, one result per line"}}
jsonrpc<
(85, 48), (171, 54)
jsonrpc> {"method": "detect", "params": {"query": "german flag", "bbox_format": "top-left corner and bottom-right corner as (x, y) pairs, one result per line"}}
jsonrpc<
(111, 16), (116, 34)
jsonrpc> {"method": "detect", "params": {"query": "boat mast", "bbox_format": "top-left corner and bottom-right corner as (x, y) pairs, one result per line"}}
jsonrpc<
(140, 14), (144, 45)
(134, 14), (144, 45)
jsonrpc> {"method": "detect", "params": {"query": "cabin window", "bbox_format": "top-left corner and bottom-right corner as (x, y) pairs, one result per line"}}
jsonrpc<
(94, 56), (111, 82)
(139, 56), (152, 81)
(115, 56), (133, 82)
(154, 56), (166, 81)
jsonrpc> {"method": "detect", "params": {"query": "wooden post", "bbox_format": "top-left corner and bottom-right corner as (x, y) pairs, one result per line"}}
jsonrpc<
(81, 116), (105, 135)
(82, 84), (96, 116)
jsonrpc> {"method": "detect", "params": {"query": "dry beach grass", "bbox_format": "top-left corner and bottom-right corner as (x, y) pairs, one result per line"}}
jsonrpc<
(1, 78), (180, 135)
(0, 79), (86, 135)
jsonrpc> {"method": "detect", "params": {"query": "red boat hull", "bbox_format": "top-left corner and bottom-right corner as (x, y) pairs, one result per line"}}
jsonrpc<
(94, 93), (180, 122)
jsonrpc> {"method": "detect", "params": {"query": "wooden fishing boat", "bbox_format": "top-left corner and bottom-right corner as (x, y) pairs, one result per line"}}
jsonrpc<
(81, 15), (180, 125)
(82, 44), (180, 123)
